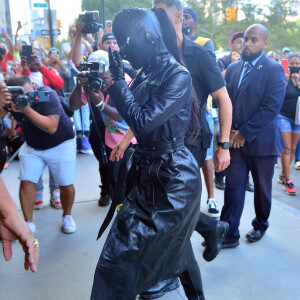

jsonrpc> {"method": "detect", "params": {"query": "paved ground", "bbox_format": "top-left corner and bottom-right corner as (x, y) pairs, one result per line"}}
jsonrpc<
(1, 153), (300, 300)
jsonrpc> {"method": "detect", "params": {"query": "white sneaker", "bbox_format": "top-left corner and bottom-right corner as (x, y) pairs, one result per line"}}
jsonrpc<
(26, 221), (36, 234)
(207, 198), (220, 218)
(50, 189), (62, 209)
(294, 161), (300, 170)
(80, 149), (94, 155)
(62, 215), (76, 234)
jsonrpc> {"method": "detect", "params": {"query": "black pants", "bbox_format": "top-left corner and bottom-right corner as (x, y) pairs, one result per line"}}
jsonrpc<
(89, 124), (122, 198)
(187, 144), (218, 238)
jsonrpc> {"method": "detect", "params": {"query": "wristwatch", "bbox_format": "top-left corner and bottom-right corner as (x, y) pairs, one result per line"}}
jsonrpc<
(218, 142), (231, 149)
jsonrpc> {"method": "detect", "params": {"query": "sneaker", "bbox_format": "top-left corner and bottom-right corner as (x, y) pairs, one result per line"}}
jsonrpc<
(215, 175), (225, 190)
(34, 190), (44, 210)
(294, 160), (300, 170)
(80, 149), (94, 155)
(285, 180), (296, 195)
(26, 221), (36, 234)
(278, 174), (287, 184)
(207, 198), (220, 218)
(62, 215), (76, 234)
(50, 189), (62, 209)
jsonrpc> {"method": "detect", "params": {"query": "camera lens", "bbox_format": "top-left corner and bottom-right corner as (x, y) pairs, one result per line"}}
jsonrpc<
(90, 80), (102, 93)
(15, 95), (29, 109)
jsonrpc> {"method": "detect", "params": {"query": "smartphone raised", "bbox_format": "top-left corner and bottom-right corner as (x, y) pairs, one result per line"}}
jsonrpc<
(21, 45), (33, 64)
(281, 59), (288, 74)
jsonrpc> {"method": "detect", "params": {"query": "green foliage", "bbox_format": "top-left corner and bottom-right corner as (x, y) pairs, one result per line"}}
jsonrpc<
(82, 0), (152, 22)
(81, 0), (300, 51)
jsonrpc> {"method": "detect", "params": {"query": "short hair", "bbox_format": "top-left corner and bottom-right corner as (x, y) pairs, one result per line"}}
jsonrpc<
(153, 0), (183, 13)
(6, 74), (32, 87)
(288, 52), (300, 61)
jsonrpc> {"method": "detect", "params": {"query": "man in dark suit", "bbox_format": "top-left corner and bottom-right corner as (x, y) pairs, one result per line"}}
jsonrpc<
(220, 24), (286, 248)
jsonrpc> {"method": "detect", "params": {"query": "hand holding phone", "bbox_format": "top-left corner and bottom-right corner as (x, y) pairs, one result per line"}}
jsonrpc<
(21, 45), (33, 65)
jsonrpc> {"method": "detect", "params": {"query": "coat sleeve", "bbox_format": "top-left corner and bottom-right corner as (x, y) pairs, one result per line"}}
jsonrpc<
(239, 63), (286, 142)
(40, 65), (64, 90)
(107, 70), (192, 138)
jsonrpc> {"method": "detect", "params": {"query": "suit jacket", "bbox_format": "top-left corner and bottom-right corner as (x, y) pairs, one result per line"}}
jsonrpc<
(225, 54), (286, 157)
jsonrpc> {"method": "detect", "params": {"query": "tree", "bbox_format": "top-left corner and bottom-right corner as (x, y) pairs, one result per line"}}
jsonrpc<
(82, 0), (152, 23)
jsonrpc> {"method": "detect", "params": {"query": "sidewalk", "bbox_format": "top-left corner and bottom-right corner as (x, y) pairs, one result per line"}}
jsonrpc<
(1, 154), (300, 300)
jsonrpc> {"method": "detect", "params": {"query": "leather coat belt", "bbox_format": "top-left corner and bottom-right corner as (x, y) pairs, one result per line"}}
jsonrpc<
(136, 137), (185, 154)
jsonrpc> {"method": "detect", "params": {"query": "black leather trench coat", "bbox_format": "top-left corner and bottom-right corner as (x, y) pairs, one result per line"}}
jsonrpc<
(91, 54), (201, 300)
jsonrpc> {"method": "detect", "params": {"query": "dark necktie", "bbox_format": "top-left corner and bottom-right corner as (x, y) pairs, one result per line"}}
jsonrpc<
(239, 62), (253, 89)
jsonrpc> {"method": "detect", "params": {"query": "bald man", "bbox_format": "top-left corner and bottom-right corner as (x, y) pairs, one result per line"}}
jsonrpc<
(220, 24), (286, 247)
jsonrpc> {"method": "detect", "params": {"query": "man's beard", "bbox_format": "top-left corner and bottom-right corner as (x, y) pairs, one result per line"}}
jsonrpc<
(242, 48), (263, 62)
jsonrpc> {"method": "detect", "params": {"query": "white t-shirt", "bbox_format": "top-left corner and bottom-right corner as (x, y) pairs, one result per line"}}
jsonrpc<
(61, 42), (89, 74)
(29, 72), (44, 88)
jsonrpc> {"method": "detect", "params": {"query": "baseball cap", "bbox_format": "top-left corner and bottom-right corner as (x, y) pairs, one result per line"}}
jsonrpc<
(102, 32), (116, 44)
(282, 47), (291, 53)
(183, 8), (198, 22)
(230, 32), (244, 43)
(48, 47), (60, 54)
(87, 50), (109, 72)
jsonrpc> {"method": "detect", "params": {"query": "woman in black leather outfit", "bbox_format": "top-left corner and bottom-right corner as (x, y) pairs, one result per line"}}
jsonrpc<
(91, 8), (203, 300)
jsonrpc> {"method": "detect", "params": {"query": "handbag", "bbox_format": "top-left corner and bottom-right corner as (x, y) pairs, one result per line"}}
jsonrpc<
(57, 89), (74, 118)
(295, 96), (300, 125)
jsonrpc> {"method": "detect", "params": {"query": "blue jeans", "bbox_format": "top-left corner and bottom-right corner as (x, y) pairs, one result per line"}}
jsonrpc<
(296, 140), (300, 161)
(73, 104), (91, 132)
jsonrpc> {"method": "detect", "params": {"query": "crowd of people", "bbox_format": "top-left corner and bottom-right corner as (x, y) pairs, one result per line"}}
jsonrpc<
(0, 0), (299, 299)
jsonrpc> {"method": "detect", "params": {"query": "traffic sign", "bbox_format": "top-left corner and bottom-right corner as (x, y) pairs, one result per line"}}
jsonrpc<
(41, 29), (60, 36)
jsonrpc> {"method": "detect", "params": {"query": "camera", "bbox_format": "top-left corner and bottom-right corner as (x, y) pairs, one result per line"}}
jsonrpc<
(79, 11), (102, 34)
(5, 86), (50, 109)
(79, 61), (106, 93)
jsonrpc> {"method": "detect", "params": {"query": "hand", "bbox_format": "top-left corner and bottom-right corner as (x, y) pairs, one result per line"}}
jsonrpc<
(75, 22), (84, 35)
(108, 46), (125, 82)
(88, 89), (104, 106)
(0, 211), (39, 272)
(230, 130), (245, 149)
(291, 72), (300, 87)
(213, 148), (230, 172)
(0, 87), (12, 108)
(110, 138), (130, 162)
(231, 52), (241, 63)
(21, 56), (29, 71)
(31, 55), (43, 71)
(10, 101), (31, 114)
(1, 32), (10, 40)
(77, 73), (88, 87)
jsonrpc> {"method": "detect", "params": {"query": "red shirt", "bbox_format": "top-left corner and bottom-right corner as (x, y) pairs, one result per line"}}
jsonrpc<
(0, 53), (14, 73)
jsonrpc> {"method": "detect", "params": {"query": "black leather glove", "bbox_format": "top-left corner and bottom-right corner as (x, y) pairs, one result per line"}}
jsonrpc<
(108, 46), (125, 82)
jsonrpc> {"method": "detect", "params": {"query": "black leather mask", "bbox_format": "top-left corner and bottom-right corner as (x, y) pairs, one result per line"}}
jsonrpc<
(112, 8), (168, 70)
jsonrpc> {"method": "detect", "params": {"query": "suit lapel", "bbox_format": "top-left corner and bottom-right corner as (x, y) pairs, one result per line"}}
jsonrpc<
(238, 54), (266, 95)
(232, 61), (244, 103)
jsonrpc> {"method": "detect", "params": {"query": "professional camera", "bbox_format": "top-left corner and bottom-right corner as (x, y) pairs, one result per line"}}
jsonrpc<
(78, 11), (102, 34)
(79, 61), (106, 93)
(5, 86), (50, 109)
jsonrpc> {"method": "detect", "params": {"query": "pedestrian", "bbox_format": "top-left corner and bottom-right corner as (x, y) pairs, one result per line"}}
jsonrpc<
(220, 24), (286, 247)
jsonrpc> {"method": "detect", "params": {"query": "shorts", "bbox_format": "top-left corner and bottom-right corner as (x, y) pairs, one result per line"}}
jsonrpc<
(205, 109), (214, 160)
(278, 114), (300, 134)
(19, 138), (76, 186)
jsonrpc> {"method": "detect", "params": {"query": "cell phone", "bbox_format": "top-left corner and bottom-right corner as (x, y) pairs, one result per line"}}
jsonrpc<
(18, 21), (22, 27)
(281, 59), (288, 74)
(22, 45), (33, 64)
(106, 21), (112, 27)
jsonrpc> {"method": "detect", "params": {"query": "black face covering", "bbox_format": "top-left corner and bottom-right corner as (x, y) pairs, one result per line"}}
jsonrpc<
(112, 8), (168, 70)
(290, 66), (300, 75)
(0, 47), (6, 55)
(182, 27), (192, 36)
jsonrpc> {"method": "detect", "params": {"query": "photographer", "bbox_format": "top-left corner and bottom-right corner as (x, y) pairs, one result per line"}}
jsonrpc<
(20, 49), (64, 91)
(0, 75), (76, 234)
(69, 50), (135, 206)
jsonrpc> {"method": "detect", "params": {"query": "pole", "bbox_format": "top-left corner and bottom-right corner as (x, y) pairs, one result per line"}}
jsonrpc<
(102, 0), (106, 27)
(4, 0), (12, 37)
(47, 0), (54, 47)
